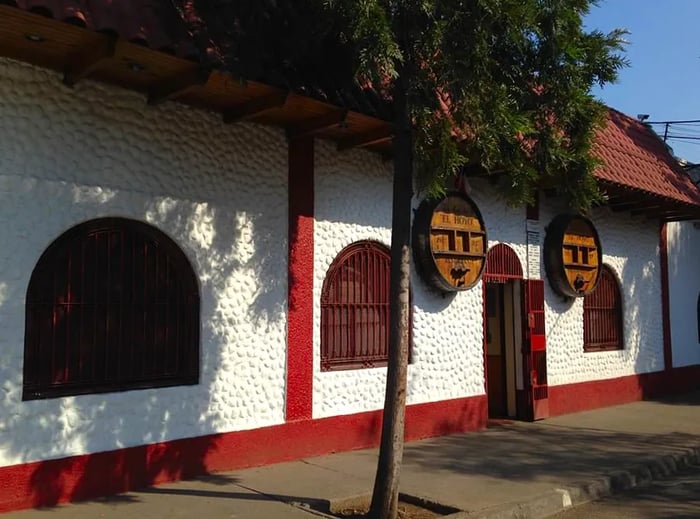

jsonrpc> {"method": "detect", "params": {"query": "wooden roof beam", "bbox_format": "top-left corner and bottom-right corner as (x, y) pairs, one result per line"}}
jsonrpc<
(646, 211), (688, 221)
(223, 91), (290, 124)
(63, 34), (117, 87)
(609, 199), (660, 212)
(337, 125), (393, 151)
(148, 66), (211, 105)
(630, 206), (670, 217)
(664, 214), (700, 222)
(287, 109), (348, 140)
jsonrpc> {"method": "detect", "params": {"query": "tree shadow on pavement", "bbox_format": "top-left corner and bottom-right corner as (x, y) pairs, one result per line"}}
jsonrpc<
(135, 475), (333, 513)
(403, 423), (700, 484)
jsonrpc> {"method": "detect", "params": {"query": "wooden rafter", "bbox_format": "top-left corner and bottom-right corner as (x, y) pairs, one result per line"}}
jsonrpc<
(0, 7), (391, 149)
(63, 34), (117, 87)
(147, 66), (211, 105)
(287, 109), (348, 140)
(631, 205), (672, 217)
(609, 199), (660, 212)
(222, 91), (290, 124)
(665, 214), (700, 222)
(337, 125), (393, 151)
(647, 211), (688, 221)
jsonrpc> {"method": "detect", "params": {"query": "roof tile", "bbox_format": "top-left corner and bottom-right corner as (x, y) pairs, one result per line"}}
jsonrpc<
(594, 109), (700, 206)
(10, 0), (197, 57)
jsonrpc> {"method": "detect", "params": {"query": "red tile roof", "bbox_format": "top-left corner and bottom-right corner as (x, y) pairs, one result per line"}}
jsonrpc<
(594, 109), (700, 206)
(10, 0), (198, 57)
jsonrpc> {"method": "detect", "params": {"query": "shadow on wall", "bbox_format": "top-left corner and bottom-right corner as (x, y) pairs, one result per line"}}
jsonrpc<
(623, 221), (698, 399)
(0, 179), (287, 509)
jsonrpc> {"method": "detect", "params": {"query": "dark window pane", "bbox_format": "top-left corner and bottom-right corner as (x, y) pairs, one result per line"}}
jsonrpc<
(583, 266), (623, 352)
(320, 241), (408, 371)
(23, 218), (199, 400)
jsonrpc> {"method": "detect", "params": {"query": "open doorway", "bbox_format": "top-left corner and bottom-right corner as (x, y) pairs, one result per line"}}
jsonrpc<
(483, 244), (525, 420)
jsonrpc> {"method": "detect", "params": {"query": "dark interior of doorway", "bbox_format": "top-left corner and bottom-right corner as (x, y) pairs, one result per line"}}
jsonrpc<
(485, 281), (521, 419)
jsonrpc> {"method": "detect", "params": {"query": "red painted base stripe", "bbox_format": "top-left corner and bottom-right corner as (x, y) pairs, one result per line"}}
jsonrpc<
(549, 365), (700, 416)
(0, 395), (487, 513)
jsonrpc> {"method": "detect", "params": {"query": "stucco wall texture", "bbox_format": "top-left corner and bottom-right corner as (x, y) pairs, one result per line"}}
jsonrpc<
(0, 58), (289, 466)
(667, 221), (700, 367)
(0, 56), (668, 468)
(314, 170), (665, 416)
(541, 202), (664, 386)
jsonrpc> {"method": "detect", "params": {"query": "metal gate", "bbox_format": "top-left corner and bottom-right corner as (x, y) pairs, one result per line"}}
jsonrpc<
(524, 279), (549, 420)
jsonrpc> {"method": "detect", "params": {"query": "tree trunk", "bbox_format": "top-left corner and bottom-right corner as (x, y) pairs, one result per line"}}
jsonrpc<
(368, 81), (413, 519)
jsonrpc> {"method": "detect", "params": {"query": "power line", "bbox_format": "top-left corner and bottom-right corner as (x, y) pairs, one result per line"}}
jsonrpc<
(666, 134), (700, 141)
(647, 119), (700, 125)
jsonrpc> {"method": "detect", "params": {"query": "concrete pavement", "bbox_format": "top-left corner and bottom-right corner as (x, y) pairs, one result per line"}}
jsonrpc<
(549, 463), (700, 519)
(5, 390), (700, 519)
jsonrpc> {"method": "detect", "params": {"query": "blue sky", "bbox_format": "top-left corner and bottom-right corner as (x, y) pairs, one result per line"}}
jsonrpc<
(584, 0), (700, 162)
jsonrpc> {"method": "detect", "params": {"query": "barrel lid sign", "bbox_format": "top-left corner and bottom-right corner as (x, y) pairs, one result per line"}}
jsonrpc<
(543, 214), (602, 298)
(413, 193), (487, 292)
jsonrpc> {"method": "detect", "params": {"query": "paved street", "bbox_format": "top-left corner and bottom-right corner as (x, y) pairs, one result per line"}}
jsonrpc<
(551, 463), (700, 519)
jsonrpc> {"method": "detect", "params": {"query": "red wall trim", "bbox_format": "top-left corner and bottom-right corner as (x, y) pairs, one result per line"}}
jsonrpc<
(286, 137), (315, 421)
(3, 363), (698, 513)
(549, 365), (700, 416)
(659, 222), (673, 371)
(0, 395), (486, 513)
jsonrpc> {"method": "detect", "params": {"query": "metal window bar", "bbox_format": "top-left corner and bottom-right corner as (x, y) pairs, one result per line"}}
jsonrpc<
(23, 218), (199, 400)
(321, 242), (391, 370)
(484, 243), (523, 283)
(583, 267), (622, 351)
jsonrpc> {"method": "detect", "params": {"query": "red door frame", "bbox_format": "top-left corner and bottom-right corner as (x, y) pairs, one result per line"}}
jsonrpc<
(482, 244), (525, 419)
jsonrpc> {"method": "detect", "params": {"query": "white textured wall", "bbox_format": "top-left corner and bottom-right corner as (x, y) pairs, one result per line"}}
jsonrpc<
(312, 174), (528, 418)
(0, 59), (288, 466)
(313, 169), (664, 415)
(0, 56), (671, 467)
(542, 202), (664, 385)
(667, 221), (700, 367)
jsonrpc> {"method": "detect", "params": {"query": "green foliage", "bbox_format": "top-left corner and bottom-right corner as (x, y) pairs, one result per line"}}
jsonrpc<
(325, 0), (628, 209)
(172, 0), (628, 210)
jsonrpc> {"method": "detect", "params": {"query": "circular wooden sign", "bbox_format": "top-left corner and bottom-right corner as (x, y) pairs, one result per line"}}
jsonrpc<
(413, 193), (488, 292)
(543, 214), (602, 298)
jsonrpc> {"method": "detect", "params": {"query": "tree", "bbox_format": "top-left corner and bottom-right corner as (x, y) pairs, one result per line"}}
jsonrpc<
(169, 2), (627, 518)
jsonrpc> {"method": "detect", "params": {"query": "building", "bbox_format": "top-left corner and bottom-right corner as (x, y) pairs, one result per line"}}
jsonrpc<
(0, 3), (699, 512)
(666, 162), (700, 372)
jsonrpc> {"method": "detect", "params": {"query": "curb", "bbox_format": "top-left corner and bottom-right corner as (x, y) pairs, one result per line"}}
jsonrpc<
(449, 445), (700, 519)
(301, 445), (700, 518)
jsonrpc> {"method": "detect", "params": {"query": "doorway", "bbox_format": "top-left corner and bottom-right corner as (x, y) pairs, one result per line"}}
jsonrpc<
(485, 280), (522, 418)
(483, 244), (525, 420)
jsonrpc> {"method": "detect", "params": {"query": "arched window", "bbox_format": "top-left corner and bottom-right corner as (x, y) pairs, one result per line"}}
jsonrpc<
(24, 218), (199, 400)
(583, 265), (623, 352)
(321, 241), (399, 371)
(484, 243), (523, 282)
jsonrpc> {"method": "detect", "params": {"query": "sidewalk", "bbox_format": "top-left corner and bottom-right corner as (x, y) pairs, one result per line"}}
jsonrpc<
(6, 390), (700, 519)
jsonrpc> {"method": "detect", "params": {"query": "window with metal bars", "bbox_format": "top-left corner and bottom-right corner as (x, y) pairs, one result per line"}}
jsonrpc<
(23, 218), (200, 400)
(583, 265), (623, 352)
(321, 241), (406, 371)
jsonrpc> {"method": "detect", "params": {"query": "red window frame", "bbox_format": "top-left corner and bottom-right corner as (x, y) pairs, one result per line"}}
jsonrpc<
(23, 218), (200, 400)
(321, 241), (409, 371)
(583, 265), (623, 352)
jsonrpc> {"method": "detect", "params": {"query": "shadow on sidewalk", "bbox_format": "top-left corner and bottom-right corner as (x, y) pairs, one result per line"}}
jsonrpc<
(656, 391), (700, 406)
(135, 473), (331, 511)
(403, 423), (700, 483)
